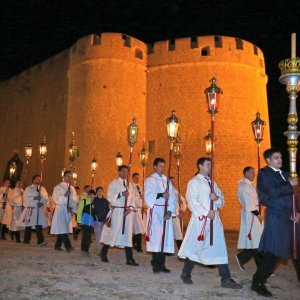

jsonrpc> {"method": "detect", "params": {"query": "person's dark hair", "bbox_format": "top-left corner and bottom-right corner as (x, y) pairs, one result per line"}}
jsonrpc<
(3, 178), (10, 183)
(197, 157), (211, 169)
(75, 186), (80, 191)
(88, 189), (96, 196)
(118, 165), (129, 172)
(243, 166), (254, 175)
(63, 170), (71, 176)
(263, 148), (281, 161)
(153, 157), (165, 166)
(96, 186), (103, 193)
(32, 175), (41, 182)
(84, 185), (90, 190)
(132, 172), (139, 178)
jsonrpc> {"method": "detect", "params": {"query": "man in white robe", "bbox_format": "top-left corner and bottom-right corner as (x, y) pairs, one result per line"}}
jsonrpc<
(0, 179), (11, 240)
(51, 170), (78, 252)
(100, 165), (138, 266)
(17, 175), (48, 246)
(170, 177), (187, 250)
(236, 166), (263, 270)
(179, 157), (242, 289)
(144, 157), (176, 273)
(131, 172), (146, 252)
(8, 180), (24, 243)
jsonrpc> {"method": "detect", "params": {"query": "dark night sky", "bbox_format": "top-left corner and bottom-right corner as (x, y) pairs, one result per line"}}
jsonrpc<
(1, 0), (300, 168)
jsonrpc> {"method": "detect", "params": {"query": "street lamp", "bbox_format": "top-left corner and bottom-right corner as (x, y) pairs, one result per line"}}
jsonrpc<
(161, 110), (180, 252)
(61, 167), (66, 178)
(278, 33), (300, 259)
(204, 130), (213, 157)
(68, 131), (79, 169)
(122, 117), (139, 235)
(204, 77), (222, 246)
(39, 134), (47, 182)
(24, 142), (33, 187)
(90, 158), (98, 189)
(116, 152), (123, 167)
(139, 141), (148, 182)
(9, 162), (16, 179)
(72, 168), (78, 186)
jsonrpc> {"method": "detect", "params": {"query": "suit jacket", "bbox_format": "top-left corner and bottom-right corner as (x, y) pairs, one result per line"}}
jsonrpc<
(257, 166), (294, 258)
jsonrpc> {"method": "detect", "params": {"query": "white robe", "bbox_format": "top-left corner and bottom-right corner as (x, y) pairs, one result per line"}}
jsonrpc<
(172, 189), (187, 240)
(237, 178), (263, 249)
(100, 178), (135, 248)
(50, 182), (78, 234)
(144, 173), (176, 253)
(46, 195), (56, 226)
(132, 183), (146, 235)
(17, 184), (48, 228)
(0, 186), (10, 223)
(8, 187), (24, 231)
(178, 174), (228, 265)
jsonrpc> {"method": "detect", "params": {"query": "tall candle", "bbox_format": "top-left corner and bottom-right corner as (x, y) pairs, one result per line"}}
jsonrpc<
(291, 33), (296, 59)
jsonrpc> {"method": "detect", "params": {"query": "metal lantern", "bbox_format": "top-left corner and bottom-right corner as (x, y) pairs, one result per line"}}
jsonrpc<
(204, 130), (213, 156)
(139, 142), (148, 167)
(25, 142), (33, 162)
(116, 152), (123, 167)
(39, 134), (47, 161)
(61, 168), (66, 178)
(251, 112), (266, 144)
(204, 77), (223, 115)
(68, 131), (79, 162)
(9, 162), (16, 178)
(166, 110), (180, 144)
(91, 158), (98, 173)
(72, 168), (78, 180)
(173, 137), (183, 163)
(127, 117), (139, 148)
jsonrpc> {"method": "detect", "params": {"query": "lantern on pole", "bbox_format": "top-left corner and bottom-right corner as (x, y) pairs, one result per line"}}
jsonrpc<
(121, 117), (139, 235)
(72, 168), (78, 186)
(204, 77), (222, 246)
(139, 141), (148, 180)
(278, 33), (300, 259)
(116, 152), (123, 167)
(39, 134), (47, 182)
(90, 158), (98, 189)
(61, 167), (66, 178)
(9, 162), (16, 179)
(24, 142), (33, 187)
(204, 130), (213, 157)
(68, 131), (79, 169)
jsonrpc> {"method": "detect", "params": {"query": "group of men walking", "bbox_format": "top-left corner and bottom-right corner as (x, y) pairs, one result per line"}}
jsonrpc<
(1, 148), (300, 297)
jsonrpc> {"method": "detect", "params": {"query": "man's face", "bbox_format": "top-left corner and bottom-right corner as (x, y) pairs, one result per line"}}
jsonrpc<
(133, 175), (139, 184)
(199, 160), (211, 175)
(244, 169), (255, 182)
(154, 162), (165, 175)
(267, 152), (282, 169)
(3, 180), (10, 188)
(33, 176), (41, 185)
(88, 193), (95, 200)
(64, 173), (71, 183)
(97, 189), (103, 197)
(119, 168), (128, 179)
(84, 186), (90, 193)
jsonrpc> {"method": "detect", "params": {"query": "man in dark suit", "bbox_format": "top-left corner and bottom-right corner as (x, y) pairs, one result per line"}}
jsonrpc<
(251, 148), (299, 297)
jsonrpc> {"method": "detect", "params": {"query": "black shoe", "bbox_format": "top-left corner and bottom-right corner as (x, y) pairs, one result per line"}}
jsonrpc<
(100, 252), (109, 262)
(136, 248), (143, 253)
(66, 247), (74, 253)
(152, 268), (161, 274)
(126, 259), (139, 266)
(221, 278), (243, 289)
(251, 283), (272, 297)
(180, 273), (193, 284)
(55, 247), (63, 251)
(161, 266), (171, 273)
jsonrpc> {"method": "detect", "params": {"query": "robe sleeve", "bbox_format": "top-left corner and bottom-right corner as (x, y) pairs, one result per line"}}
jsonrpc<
(238, 182), (254, 212)
(40, 187), (49, 206)
(107, 180), (119, 206)
(23, 187), (35, 207)
(52, 186), (67, 205)
(186, 179), (209, 218)
(128, 184), (135, 208)
(213, 182), (225, 210)
(69, 186), (78, 213)
(144, 177), (157, 208)
(167, 181), (176, 214)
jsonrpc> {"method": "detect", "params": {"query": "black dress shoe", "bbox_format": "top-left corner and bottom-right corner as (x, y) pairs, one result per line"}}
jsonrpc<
(55, 247), (63, 251)
(161, 266), (171, 273)
(100, 252), (109, 262)
(251, 283), (272, 297)
(136, 248), (143, 253)
(152, 268), (161, 274)
(180, 274), (193, 284)
(126, 259), (139, 266)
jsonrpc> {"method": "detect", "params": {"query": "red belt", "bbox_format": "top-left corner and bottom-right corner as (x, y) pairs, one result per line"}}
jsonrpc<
(197, 215), (208, 241)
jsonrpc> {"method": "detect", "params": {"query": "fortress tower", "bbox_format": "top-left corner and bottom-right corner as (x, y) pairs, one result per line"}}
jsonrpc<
(0, 33), (270, 230)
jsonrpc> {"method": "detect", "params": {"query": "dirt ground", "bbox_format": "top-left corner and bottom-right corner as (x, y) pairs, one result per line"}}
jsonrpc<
(0, 231), (299, 300)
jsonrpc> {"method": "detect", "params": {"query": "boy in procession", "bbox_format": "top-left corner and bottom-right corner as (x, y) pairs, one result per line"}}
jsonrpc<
(178, 157), (242, 289)
(51, 170), (78, 252)
(144, 157), (176, 273)
(0, 179), (11, 240)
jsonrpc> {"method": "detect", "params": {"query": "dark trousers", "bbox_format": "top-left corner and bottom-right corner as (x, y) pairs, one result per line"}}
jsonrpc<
(1, 224), (7, 239)
(237, 248), (260, 267)
(14, 231), (21, 242)
(101, 244), (134, 261)
(81, 225), (93, 252)
(252, 252), (278, 286)
(182, 258), (231, 281)
(55, 234), (72, 250)
(151, 252), (166, 271)
(24, 226), (44, 244)
(176, 240), (182, 250)
(133, 233), (142, 251)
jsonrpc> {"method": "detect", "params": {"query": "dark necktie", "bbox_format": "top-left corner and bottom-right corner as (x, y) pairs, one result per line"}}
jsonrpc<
(204, 177), (211, 187)
(136, 185), (142, 195)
